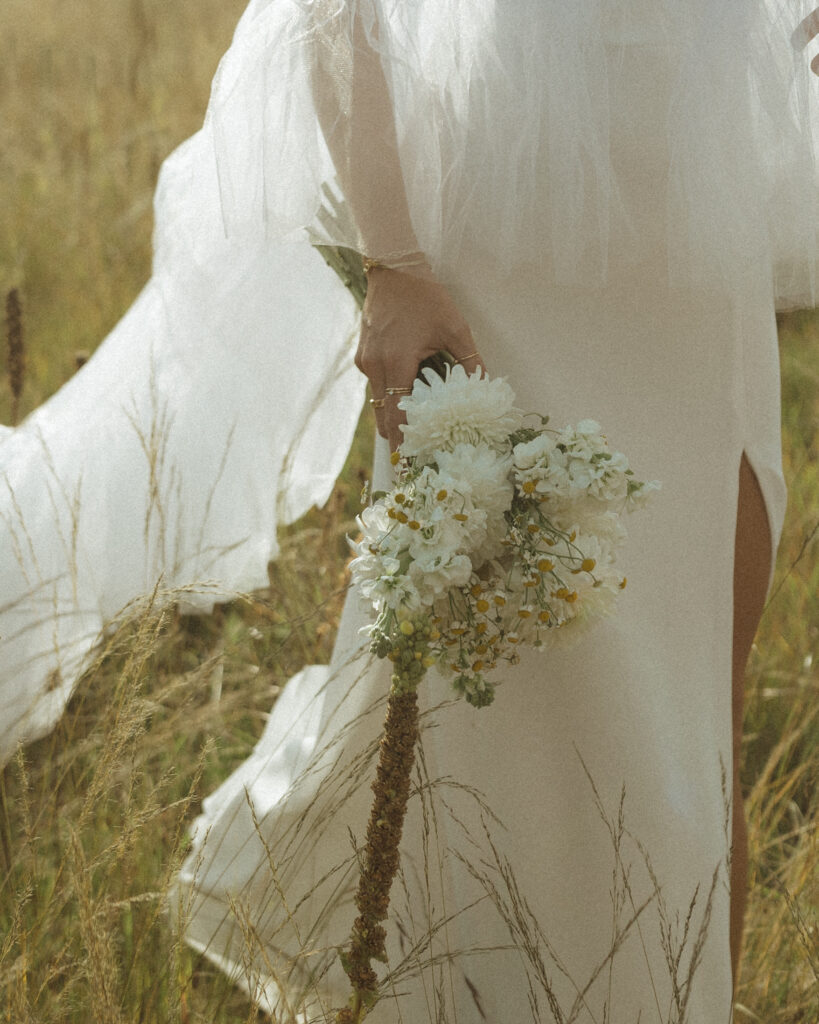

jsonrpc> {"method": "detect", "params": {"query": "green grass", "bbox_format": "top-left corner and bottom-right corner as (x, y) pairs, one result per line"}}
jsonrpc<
(0, 1), (817, 1021)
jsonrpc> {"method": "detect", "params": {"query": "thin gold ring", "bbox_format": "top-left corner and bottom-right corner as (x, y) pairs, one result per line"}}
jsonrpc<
(369, 397), (386, 409)
(453, 351), (480, 364)
(385, 386), (413, 396)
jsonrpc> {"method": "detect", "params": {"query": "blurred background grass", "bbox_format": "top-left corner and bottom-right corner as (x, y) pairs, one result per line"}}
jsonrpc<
(0, 0), (249, 412)
(0, 0), (816, 1020)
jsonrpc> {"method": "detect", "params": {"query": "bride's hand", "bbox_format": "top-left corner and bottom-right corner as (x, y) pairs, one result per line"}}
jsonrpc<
(356, 263), (485, 451)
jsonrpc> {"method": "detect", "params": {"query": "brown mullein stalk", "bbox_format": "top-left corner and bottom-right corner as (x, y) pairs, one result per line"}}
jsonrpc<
(5, 288), (25, 426)
(336, 690), (419, 1024)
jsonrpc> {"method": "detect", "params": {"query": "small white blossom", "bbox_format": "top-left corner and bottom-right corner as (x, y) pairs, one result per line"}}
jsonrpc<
(627, 478), (663, 509)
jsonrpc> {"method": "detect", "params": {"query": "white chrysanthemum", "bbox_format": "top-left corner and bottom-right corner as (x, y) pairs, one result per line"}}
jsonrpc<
(398, 365), (523, 459)
(434, 443), (514, 521)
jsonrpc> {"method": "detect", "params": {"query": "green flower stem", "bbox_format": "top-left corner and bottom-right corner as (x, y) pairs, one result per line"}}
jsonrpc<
(336, 688), (420, 1023)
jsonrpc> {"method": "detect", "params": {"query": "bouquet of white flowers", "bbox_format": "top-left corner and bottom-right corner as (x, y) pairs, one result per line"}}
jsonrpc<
(336, 365), (658, 1023)
(350, 364), (659, 707)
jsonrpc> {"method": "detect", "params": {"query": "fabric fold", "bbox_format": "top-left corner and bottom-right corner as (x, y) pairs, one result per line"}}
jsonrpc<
(0, 120), (364, 759)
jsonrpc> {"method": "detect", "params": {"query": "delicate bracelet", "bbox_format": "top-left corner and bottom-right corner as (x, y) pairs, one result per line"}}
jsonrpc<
(362, 251), (428, 275)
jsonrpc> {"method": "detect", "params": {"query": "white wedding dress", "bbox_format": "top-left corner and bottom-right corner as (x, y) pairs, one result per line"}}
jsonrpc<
(3, 1), (819, 1021)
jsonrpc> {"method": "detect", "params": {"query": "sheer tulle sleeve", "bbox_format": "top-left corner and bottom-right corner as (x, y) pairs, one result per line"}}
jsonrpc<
(305, 0), (424, 263)
(208, 0), (819, 307)
(204, 0), (424, 263)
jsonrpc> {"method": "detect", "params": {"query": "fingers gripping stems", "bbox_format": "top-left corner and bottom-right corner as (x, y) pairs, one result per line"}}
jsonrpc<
(357, 266), (486, 450)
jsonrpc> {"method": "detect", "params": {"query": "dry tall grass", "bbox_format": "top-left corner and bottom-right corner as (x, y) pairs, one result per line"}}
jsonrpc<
(0, 1), (817, 1021)
(0, 0), (248, 417)
(736, 310), (819, 1022)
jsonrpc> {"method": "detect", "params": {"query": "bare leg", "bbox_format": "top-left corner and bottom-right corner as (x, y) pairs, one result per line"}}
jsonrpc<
(730, 453), (772, 987)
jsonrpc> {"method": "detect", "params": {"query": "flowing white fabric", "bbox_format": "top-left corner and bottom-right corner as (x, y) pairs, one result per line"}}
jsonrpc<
(211, 0), (819, 305)
(0, 235), (363, 762)
(1, 1), (818, 1018)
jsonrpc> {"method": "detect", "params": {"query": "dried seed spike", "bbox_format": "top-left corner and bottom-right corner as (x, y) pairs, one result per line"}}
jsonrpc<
(5, 288), (25, 426)
(337, 690), (419, 1022)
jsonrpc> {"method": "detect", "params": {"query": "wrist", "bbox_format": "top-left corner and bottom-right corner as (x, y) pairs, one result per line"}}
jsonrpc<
(364, 253), (436, 285)
(364, 250), (431, 272)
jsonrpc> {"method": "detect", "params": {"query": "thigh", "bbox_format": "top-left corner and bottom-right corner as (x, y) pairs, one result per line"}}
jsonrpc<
(732, 452), (772, 762)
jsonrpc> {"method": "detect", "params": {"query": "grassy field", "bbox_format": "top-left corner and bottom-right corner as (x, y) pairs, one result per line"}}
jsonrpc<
(1, 1), (817, 1021)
